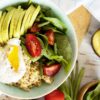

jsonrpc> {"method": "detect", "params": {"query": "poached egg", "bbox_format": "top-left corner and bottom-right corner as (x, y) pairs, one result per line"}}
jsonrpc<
(0, 38), (26, 84)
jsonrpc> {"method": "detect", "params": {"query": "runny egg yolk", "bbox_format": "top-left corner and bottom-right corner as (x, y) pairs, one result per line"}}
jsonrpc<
(7, 45), (19, 72)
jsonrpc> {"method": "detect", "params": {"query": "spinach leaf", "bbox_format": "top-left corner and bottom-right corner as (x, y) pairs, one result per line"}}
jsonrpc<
(36, 33), (48, 49)
(42, 46), (67, 64)
(43, 17), (66, 30)
(55, 33), (72, 61)
(38, 21), (50, 27)
(42, 25), (65, 34)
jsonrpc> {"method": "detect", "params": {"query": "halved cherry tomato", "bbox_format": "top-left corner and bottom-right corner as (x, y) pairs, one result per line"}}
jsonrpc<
(25, 34), (42, 57)
(43, 64), (61, 76)
(46, 29), (55, 45)
(28, 23), (40, 33)
(45, 89), (64, 100)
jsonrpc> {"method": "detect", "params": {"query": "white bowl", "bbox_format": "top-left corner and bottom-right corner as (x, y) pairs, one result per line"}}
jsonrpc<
(0, 0), (78, 99)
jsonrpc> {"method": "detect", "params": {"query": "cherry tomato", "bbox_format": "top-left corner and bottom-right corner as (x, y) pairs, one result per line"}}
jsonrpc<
(45, 89), (64, 100)
(28, 23), (40, 33)
(25, 34), (42, 57)
(46, 29), (55, 45)
(43, 64), (61, 76)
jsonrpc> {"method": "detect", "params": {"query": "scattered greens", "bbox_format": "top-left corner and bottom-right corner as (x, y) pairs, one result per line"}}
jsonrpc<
(59, 62), (85, 100)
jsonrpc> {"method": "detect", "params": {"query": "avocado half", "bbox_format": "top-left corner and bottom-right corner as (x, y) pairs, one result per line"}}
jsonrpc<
(91, 29), (100, 57)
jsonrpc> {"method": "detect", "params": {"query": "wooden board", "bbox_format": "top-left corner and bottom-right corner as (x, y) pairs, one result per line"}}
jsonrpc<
(68, 6), (91, 46)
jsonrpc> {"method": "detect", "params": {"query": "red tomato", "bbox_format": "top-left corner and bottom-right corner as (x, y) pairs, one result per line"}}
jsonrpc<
(25, 34), (42, 57)
(46, 29), (55, 45)
(43, 64), (61, 76)
(28, 23), (40, 33)
(45, 89), (64, 100)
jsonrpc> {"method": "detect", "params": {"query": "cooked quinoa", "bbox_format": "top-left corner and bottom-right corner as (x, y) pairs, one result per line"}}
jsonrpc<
(12, 49), (53, 91)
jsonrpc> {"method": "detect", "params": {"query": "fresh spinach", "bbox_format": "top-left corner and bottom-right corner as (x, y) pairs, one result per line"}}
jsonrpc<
(43, 17), (66, 31)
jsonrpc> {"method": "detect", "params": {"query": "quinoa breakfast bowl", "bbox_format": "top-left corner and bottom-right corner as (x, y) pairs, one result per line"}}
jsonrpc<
(0, 0), (78, 99)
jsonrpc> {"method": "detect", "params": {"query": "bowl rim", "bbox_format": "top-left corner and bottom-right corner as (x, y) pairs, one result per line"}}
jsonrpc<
(0, 0), (78, 99)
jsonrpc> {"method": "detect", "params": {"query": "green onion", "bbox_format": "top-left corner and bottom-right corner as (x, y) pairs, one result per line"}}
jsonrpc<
(59, 61), (85, 100)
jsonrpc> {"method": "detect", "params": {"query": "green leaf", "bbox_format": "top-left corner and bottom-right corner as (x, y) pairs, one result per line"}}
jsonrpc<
(35, 33), (48, 49)
(43, 17), (66, 30)
(55, 33), (72, 61)
(38, 21), (50, 27)
(42, 25), (64, 34)
(55, 33), (72, 73)
(42, 46), (67, 64)
(54, 43), (57, 54)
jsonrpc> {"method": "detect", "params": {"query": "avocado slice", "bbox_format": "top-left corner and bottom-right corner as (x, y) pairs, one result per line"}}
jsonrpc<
(9, 8), (23, 38)
(0, 12), (6, 43)
(14, 10), (25, 38)
(20, 5), (36, 35)
(5, 6), (16, 12)
(0, 11), (2, 19)
(1, 9), (15, 43)
(29, 5), (41, 28)
(24, 5), (36, 32)
(0, 11), (3, 43)
(12, 7), (24, 38)
(9, 9), (16, 38)
(12, 8), (24, 38)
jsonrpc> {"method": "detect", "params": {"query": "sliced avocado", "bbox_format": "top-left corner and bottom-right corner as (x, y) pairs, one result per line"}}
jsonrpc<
(9, 8), (23, 38)
(14, 10), (25, 38)
(20, 5), (36, 35)
(13, 7), (24, 38)
(9, 9), (16, 38)
(29, 5), (41, 28)
(24, 5), (36, 32)
(0, 11), (3, 43)
(0, 11), (2, 19)
(1, 9), (15, 43)
(12, 7), (24, 38)
(0, 12), (6, 43)
(5, 6), (16, 12)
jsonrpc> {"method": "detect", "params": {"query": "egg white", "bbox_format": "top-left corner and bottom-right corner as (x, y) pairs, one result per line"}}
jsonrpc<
(0, 38), (26, 84)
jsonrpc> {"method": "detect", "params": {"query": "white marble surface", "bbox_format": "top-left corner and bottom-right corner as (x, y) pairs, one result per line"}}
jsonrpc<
(0, 0), (100, 100)
(78, 16), (100, 86)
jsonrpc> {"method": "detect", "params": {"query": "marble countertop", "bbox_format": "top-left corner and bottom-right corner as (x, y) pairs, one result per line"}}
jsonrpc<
(0, 0), (100, 100)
